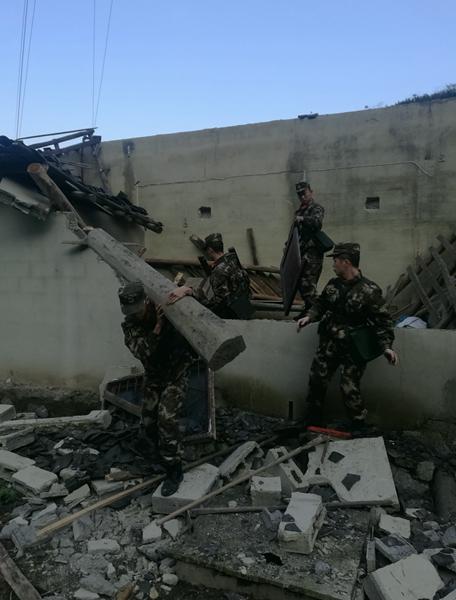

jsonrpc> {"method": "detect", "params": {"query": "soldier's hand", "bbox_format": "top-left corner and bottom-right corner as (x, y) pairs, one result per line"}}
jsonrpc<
(167, 286), (192, 304)
(297, 316), (311, 332)
(384, 349), (398, 366)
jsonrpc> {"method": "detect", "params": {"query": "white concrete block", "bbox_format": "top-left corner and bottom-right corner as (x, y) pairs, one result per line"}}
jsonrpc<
(163, 518), (183, 540)
(87, 539), (120, 554)
(250, 476), (282, 506)
(379, 514), (411, 539)
(364, 554), (443, 599)
(0, 428), (35, 451)
(152, 463), (219, 514)
(0, 410), (112, 432)
(219, 441), (259, 478)
(264, 447), (307, 495)
(0, 449), (35, 472)
(0, 405), (16, 422)
(64, 484), (90, 506)
(301, 437), (399, 507)
(142, 520), (163, 543)
(12, 465), (58, 493)
(278, 492), (326, 554)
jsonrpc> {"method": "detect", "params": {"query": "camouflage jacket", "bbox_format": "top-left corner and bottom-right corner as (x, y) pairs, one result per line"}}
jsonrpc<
(295, 201), (325, 255)
(307, 273), (394, 350)
(121, 311), (197, 384)
(193, 252), (251, 318)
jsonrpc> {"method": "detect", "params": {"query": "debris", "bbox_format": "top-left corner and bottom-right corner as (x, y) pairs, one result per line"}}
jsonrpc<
(433, 469), (456, 521)
(0, 427), (35, 451)
(375, 534), (417, 563)
(152, 463), (219, 514)
(260, 508), (283, 531)
(363, 554), (443, 599)
(142, 521), (163, 544)
(313, 560), (331, 579)
(0, 410), (112, 432)
(416, 460), (435, 482)
(12, 465), (58, 493)
(218, 441), (259, 479)
(30, 503), (57, 528)
(161, 573), (178, 586)
(41, 483), (69, 499)
(278, 492), (326, 554)
(0, 404), (16, 422)
(423, 547), (456, 573)
(10, 524), (38, 551)
(91, 479), (125, 496)
(79, 574), (116, 597)
(250, 476), (282, 506)
(443, 526), (456, 548)
(0, 540), (42, 600)
(72, 515), (94, 542)
(302, 437), (399, 507)
(74, 589), (100, 600)
(0, 449), (35, 480)
(264, 446), (307, 495)
(87, 539), (121, 554)
(64, 484), (90, 506)
(378, 514), (411, 539)
(163, 519), (183, 540)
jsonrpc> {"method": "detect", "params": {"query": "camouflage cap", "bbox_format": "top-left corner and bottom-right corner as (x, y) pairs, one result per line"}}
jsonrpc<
(296, 181), (311, 194)
(204, 232), (223, 249)
(118, 281), (146, 315)
(328, 242), (360, 262)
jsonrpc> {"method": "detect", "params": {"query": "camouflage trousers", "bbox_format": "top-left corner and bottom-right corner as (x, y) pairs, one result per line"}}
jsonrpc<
(306, 337), (367, 421)
(299, 251), (323, 311)
(142, 371), (189, 466)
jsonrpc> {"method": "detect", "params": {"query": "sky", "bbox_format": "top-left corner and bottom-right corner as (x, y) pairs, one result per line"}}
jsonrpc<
(1, 0), (455, 142)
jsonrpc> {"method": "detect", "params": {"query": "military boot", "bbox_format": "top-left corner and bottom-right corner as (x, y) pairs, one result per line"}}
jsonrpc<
(161, 462), (184, 497)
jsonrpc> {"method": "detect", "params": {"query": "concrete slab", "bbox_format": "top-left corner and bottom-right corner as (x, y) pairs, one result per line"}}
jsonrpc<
(12, 465), (58, 493)
(364, 554), (443, 600)
(219, 441), (259, 479)
(0, 428), (35, 450)
(264, 447), (307, 495)
(0, 404), (16, 422)
(278, 492), (326, 555)
(91, 479), (124, 496)
(250, 476), (282, 507)
(87, 539), (120, 554)
(302, 437), (399, 507)
(30, 503), (57, 528)
(378, 514), (411, 539)
(0, 449), (35, 472)
(375, 535), (416, 563)
(152, 463), (219, 514)
(64, 484), (90, 506)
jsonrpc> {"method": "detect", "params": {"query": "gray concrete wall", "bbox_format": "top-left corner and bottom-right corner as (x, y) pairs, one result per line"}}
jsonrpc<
(94, 98), (456, 291)
(0, 210), (139, 388)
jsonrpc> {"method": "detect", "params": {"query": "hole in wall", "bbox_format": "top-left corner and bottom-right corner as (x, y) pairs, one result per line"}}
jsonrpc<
(365, 197), (380, 210)
(198, 206), (212, 218)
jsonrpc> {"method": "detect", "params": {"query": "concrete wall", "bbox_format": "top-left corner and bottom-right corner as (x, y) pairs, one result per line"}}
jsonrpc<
(94, 98), (456, 291)
(0, 210), (138, 388)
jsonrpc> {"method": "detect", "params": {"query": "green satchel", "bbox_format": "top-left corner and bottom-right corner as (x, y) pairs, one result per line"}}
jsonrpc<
(347, 326), (384, 364)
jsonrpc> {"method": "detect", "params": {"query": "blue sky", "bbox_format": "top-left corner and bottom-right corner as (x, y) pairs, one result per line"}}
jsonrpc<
(1, 0), (455, 142)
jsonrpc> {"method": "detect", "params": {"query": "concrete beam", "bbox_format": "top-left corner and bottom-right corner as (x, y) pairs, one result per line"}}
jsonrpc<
(0, 410), (111, 433)
(86, 228), (246, 370)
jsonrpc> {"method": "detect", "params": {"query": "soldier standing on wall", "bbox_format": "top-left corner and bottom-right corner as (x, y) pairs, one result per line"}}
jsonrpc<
(168, 233), (252, 319)
(118, 282), (198, 496)
(294, 181), (326, 312)
(297, 243), (398, 430)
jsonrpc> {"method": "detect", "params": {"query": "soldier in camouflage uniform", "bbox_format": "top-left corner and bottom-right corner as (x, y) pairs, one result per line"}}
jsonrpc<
(294, 181), (325, 312)
(297, 243), (397, 427)
(168, 233), (251, 318)
(118, 281), (198, 496)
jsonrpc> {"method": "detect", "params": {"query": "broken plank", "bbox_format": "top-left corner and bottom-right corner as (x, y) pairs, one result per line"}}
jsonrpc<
(406, 266), (441, 324)
(0, 541), (42, 600)
(430, 247), (456, 312)
(437, 234), (456, 262)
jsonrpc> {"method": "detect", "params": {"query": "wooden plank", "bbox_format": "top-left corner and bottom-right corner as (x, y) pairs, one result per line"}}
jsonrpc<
(406, 266), (440, 325)
(415, 255), (447, 305)
(430, 247), (456, 312)
(437, 234), (456, 262)
(0, 541), (41, 600)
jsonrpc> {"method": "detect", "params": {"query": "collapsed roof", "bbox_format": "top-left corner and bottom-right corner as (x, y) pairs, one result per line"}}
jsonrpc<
(0, 134), (163, 233)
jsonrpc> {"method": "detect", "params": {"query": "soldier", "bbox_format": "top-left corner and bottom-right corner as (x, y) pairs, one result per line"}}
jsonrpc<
(168, 233), (251, 318)
(293, 181), (325, 312)
(118, 281), (198, 496)
(297, 243), (398, 428)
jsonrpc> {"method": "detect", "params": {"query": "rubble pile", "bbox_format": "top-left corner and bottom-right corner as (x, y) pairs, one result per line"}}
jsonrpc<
(2, 400), (456, 599)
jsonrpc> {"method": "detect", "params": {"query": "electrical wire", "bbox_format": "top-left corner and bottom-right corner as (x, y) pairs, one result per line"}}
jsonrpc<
(94, 0), (114, 125)
(15, 0), (29, 139)
(18, 0), (37, 137)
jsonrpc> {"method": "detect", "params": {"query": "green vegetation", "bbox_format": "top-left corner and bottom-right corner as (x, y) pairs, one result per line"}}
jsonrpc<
(397, 84), (456, 105)
(0, 483), (18, 506)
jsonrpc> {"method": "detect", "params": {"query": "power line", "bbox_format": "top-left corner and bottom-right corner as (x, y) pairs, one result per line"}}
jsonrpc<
(94, 0), (114, 125)
(18, 0), (37, 137)
(15, 0), (29, 139)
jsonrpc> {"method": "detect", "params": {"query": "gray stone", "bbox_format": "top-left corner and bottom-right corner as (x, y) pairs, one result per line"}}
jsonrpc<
(31, 503), (57, 528)
(41, 483), (69, 499)
(443, 526), (456, 548)
(11, 524), (38, 550)
(73, 515), (94, 542)
(163, 519), (183, 540)
(87, 539), (120, 554)
(74, 590), (100, 600)
(106, 563), (116, 578)
(79, 574), (116, 597)
(393, 467), (429, 499)
(0, 404), (16, 422)
(314, 560), (331, 578)
(143, 520), (162, 543)
(379, 514), (411, 539)
(60, 468), (79, 481)
(159, 557), (176, 573)
(71, 554), (109, 575)
(0, 449), (35, 472)
(218, 441), (259, 479)
(417, 461), (435, 482)
(375, 534), (417, 563)
(152, 463), (219, 514)
(64, 484), (90, 506)
(137, 541), (170, 562)
(261, 508), (283, 531)
(12, 465), (58, 493)
(0, 516), (28, 540)
(161, 573), (178, 586)
(137, 492), (154, 509)
(91, 479), (124, 496)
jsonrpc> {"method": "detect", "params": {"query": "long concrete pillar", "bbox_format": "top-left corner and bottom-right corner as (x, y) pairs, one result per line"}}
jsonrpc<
(86, 228), (246, 370)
